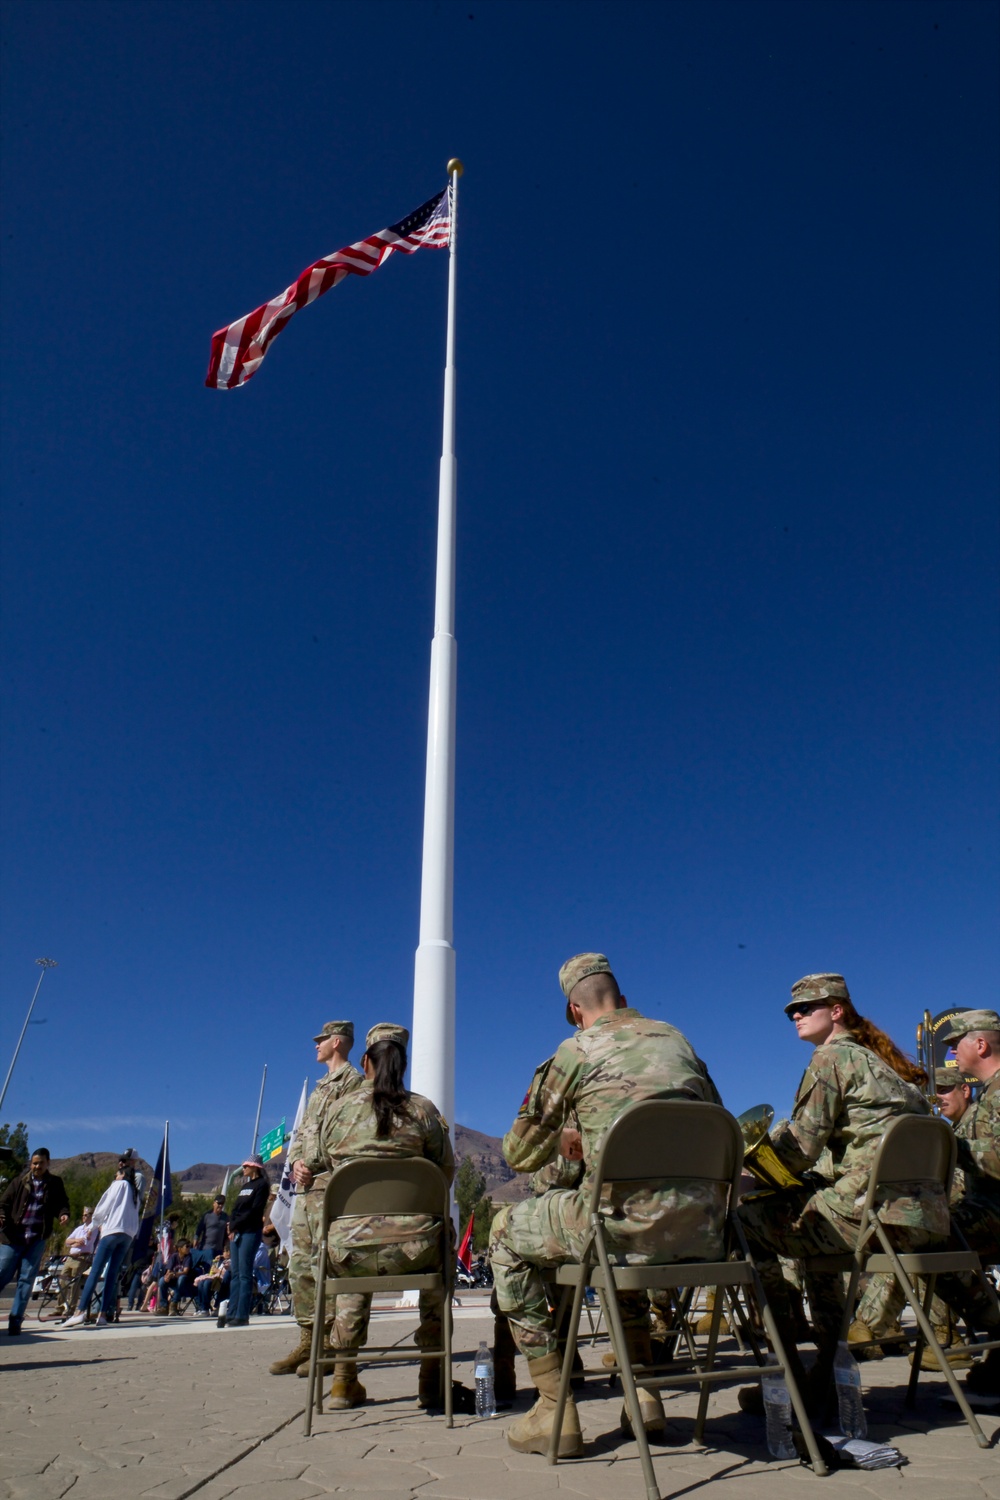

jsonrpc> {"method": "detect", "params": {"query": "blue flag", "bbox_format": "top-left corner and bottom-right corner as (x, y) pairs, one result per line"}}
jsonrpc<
(134, 1131), (172, 1259)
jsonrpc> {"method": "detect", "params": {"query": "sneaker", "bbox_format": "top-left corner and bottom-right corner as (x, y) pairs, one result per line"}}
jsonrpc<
(63, 1312), (87, 1329)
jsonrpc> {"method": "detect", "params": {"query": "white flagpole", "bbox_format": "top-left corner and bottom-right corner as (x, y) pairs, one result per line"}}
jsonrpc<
(410, 159), (463, 1128)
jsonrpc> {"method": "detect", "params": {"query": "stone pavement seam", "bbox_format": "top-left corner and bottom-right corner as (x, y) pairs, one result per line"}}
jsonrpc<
(158, 1405), (307, 1500)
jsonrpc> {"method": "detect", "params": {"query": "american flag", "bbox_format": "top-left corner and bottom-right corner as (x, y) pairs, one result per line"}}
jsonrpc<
(205, 186), (451, 390)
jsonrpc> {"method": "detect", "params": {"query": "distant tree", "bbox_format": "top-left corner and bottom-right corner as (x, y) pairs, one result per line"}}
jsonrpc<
(455, 1157), (486, 1231)
(0, 1122), (29, 1190)
(472, 1196), (498, 1254)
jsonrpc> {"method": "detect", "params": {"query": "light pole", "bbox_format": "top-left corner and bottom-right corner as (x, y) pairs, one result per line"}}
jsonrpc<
(0, 958), (57, 1114)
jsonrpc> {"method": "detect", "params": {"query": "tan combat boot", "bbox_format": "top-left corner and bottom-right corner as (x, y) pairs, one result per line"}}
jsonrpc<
(910, 1328), (974, 1371)
(694, 1290), (730, 1338)
(506, 1351), (583, 1457)
(619, 1328), (667, 1436)
(847, 1318), (885, 1362)
(270, 1325), (314, 1376)
(328, 1358), (367, 1410)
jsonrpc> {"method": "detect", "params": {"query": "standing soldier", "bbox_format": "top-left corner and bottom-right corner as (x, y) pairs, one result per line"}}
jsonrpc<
(268, 1020), (363, 1376)
(490, 953), (725, 1457)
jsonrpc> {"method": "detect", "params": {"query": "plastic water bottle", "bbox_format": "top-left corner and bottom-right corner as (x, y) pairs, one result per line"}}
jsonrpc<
(833, 1340), (867, 1439)
(475, 1340), (496, 1418)
(761, 1374), (796, 1458)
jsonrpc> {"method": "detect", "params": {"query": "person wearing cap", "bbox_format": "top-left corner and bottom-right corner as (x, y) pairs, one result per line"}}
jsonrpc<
(313, 1022), (455, 1412)
(268, 1020), (363, 1376)
(936, 1067), (975, 1126)
(737, 974), (949, 1412)
(925, 1009), (1000, 1396)
(490, 953), (723, 1458)
(222, 1156), (269, 1328)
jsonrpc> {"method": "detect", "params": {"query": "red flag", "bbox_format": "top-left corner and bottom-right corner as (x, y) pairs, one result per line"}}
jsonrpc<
(457, 1212), (474, 1273)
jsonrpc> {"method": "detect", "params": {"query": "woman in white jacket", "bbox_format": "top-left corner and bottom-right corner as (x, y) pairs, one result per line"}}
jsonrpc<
(65, 1157), (140, 1328)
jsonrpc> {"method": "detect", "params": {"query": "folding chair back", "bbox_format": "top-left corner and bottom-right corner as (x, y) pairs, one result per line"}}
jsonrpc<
(323, 1155), (451, 1221)
(861, 1113), (956, 1217)
(592, 1097), (742, 1201)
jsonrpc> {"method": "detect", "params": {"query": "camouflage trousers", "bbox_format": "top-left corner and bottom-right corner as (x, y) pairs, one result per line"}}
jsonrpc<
(289, 1183), (335, 1331)
(855, 1195), (1000, 1338)
(325, 1235), (443, 1353)
(739, 1187), (945, 1347)
(490, 1189), (720, 1363)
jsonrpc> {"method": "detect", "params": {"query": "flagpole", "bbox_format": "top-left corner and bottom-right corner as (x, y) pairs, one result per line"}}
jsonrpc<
(160, 1120), (168, 1232)
(251, 1063), (267, 1157)
(411, 159), (463, 1129)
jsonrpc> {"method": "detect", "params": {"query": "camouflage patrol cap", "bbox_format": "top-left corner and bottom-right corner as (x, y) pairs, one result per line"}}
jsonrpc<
(365, 1022), (410, 1051)
(783, 973), (851, 1015)
(934, 1067), (971, 1090)
(313, 1020), (355, 1045)
(937, 1009), (1000, 1043)
(559, 952), (614, 1023)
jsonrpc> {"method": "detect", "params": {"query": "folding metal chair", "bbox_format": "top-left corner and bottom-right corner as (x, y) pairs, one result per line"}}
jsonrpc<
(546, 1100), (830, 1498)
(303, 1157), (454, 1434)
(825, 1113), (999, 1448)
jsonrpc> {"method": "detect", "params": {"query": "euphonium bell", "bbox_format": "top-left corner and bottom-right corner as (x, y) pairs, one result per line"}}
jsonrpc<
(737, 1104), (805, 1193)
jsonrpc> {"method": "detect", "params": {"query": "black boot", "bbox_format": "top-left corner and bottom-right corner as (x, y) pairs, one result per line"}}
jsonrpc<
(8, 1314), (23, 1336)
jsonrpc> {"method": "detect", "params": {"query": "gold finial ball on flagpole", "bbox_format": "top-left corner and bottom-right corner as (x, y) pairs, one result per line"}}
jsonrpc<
(446, 158), (464, 177)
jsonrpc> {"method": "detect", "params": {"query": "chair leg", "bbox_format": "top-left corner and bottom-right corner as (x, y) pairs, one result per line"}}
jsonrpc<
(304, 1267), (326, 1435)
(693, 1284), (724, 1444)
(546, 1271), (588, 1466)
(905, 1274), (936, 1409)
(592, 1241), (661, 1500)
(871, 1226), (991, 1449)
(444, 1283), (454, 1429)
(759, 1297), (829, 1477)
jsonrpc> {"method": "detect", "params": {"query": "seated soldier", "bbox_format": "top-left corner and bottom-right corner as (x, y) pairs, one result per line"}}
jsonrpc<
(738, 974), (948, 1413)
(490, 952), (724, 1457)
(312, 1023), (455, 1412)
(865, 1010), (1000, 1398)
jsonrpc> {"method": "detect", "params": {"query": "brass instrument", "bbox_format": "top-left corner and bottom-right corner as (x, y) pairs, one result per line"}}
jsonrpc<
(737, 1104), (805, 1193)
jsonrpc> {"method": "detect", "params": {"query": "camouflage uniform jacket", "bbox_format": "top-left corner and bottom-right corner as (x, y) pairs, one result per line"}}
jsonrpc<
(503, 1009), (723, 1230)
(953, 1070), (1000, 1210)
(521, 1053), (586, 1196)
(317, 1085), (454, 1251)
(771, 1034), (945, 1230)
(292, 1062), (364, 1175)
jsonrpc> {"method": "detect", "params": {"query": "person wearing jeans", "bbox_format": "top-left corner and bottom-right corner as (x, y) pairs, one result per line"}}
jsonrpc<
(224, 1156), (269, 1327)
(65, 1157), (141, 1328)
(0, 1148), (70, 1335)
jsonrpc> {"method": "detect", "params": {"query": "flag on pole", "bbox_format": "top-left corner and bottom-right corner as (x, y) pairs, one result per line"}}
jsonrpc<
(134, 1128), (173, 1259)
(270, 1080), (309, 1255)
(205, 186), (451, 390)
(457, 1212), (474, 1273)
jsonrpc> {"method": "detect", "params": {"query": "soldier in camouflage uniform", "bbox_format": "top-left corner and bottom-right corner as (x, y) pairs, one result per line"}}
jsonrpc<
(738, 974), (949, 1411)
(857, 1011), (1000, 1394)
(268, 1020), (364, 1376)
(313, 1022), (455, 1411)
(490, 952), (725, 1457)
(851, 1065), (977, 1363)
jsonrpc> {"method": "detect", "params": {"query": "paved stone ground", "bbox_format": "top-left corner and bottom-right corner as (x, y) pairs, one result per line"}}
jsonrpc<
(1, 1297), (998, 1500)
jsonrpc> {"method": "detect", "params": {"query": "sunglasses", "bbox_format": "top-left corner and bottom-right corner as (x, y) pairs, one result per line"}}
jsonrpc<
(788, 1001), (830, 1020)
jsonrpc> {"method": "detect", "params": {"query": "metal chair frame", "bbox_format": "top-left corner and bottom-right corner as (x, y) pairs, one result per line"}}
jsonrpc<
(809, 1112), (1000, 1449)
(545, 1100), (830, 1498)
(304, 1156), (454, 1435)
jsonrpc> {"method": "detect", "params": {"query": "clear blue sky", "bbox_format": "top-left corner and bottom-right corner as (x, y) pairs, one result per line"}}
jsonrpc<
(2, 0), (997, 1170)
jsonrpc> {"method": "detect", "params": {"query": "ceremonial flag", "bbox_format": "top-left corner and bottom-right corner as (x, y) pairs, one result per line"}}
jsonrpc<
(205, 186), (451, 390)
(457, 1212), (474, 1273)
(134, 1125), (173, 1259)
(270, 1079), (308, 1255)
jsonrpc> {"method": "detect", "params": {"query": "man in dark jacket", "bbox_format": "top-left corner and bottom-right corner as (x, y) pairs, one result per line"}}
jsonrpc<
(0, 1148), (70, 1334)
(195, 1196), (229, 1256)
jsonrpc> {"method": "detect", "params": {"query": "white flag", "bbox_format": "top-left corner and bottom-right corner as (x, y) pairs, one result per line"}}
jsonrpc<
(270, 1079), (309, 1254)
